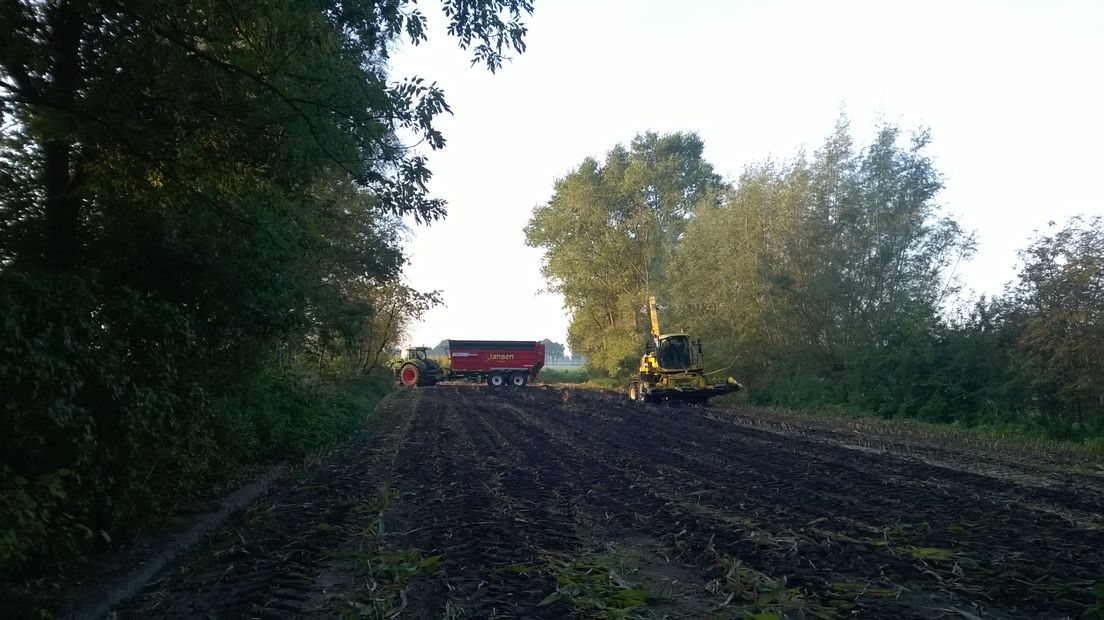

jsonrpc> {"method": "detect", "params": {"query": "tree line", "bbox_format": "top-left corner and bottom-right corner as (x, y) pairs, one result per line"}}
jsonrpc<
(526, 120), (1103, 439)
(0, 0), (532, 582)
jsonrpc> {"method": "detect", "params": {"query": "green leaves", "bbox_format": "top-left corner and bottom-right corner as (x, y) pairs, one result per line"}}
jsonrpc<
(1012, 216), (1104, 424)
(0, 0), (530, 583)
(526, 132), (723, 377)
(668, 117), (976, 413)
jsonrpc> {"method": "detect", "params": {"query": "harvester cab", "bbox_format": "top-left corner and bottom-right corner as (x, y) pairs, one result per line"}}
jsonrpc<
(629, 296), (744, 405)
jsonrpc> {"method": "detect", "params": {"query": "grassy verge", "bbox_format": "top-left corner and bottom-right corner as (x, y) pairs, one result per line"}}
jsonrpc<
(540, 366), (625, 389)
(540, 366), (589, 384)
(710, 395), (1104, 464)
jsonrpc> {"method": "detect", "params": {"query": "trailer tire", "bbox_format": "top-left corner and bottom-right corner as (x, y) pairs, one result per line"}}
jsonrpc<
(399, 364), (420, 387)
(488, 372), (506, 388)
(509, 372), (528, 387)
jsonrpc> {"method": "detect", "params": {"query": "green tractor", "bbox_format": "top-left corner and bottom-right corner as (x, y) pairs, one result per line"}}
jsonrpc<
(393, 347), (446, 387)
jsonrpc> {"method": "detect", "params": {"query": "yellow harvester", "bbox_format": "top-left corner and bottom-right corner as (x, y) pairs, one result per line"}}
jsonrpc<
(628, 296), (744, 405)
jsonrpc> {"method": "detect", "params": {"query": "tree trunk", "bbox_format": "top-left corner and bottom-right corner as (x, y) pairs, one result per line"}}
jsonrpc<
(44, 0), (84, 269)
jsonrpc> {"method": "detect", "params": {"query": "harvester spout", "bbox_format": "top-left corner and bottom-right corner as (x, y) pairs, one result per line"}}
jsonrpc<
(648, 295), (661, 338)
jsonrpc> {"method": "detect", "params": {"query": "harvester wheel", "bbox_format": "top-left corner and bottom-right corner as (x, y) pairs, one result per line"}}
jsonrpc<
(628, 382), (640, 402)
(488, 372), (506, 387)
(509, 372), (528, 387)
(399, 363), (420, 387)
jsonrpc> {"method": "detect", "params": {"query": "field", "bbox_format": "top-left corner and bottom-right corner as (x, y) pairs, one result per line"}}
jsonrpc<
(115, 385), (1104, 618)
(537, 364), (589, 384)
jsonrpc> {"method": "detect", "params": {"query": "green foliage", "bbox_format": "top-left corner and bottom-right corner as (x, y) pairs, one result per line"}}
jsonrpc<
(541, 366), (589, 384)
(1012, 217), (1104, 427)
(1, 271), (211, 571)
(525, 132), (723, 376)
(529, 117), (1101, 440)
(0, 0), (531, 580)
(0, 267), (396, 576)
(671, 117), (974, 403)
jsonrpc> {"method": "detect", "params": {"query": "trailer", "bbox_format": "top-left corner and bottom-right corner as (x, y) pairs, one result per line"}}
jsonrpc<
(395, 340), (545, 387)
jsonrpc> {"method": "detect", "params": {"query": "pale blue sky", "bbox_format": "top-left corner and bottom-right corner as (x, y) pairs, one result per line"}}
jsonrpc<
(390, 0), (1104, 352)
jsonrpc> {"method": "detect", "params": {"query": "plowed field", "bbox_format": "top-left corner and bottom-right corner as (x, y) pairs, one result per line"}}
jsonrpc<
(116, 386), (1104, 618)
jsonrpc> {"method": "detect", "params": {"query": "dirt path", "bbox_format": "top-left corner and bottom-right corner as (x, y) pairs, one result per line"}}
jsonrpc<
(115, 386), (1104, 618)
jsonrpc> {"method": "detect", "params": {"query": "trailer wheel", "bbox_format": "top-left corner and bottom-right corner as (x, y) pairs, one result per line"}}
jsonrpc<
(399, 364), (420, 387)
(488, 372), (506, 387)
(509, 372), (528, 387)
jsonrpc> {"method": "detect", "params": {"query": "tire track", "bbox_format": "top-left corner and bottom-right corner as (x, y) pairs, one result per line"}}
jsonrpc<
(111, 386), (1104, 619)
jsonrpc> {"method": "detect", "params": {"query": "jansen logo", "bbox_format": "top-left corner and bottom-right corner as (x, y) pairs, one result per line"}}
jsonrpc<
(488, 353), (516, 361)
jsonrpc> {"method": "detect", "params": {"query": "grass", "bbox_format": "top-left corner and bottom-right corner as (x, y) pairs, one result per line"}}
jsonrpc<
(540, 365), (627, 389)
(540, 365), (589, 384)
(710, 397), (1104, 465)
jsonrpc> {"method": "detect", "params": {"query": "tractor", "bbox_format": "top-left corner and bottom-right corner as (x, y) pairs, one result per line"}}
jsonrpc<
(394, 347), (446, 387)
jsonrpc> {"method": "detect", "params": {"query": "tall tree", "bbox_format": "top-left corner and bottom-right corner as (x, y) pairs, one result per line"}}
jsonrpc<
(670, 118), (974, 406)
(1012, 216), (1104, 424)
(525, 132), (722, 375)
(668, 159), (807, 377)
(0, 0), (533, 578)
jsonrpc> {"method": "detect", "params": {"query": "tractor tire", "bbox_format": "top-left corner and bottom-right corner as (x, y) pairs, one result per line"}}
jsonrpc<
(399, 363), (420, 387)
(509, 372), (528, 387)
(487, 372), (506, 388)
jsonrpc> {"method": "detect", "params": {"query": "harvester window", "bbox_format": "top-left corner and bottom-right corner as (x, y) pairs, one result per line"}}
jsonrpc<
(656, 336), (691, 369)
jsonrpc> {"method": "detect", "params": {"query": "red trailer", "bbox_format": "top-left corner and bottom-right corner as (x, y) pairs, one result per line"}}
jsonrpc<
(447, 340), (545, 386)
(395, 340), (545, 387)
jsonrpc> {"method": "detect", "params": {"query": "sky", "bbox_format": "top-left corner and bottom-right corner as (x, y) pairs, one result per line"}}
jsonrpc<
(388, 0), (1104, 353)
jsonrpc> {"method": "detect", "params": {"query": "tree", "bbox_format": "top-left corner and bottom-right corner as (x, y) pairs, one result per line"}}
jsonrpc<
(923, 295), (1028, 424)
(525, 132), (723, 376)
(541, 339), (566, 364)
(1, 0), (533, 268)
(1012, 216), (1104, 425)
(669, 156), (809, 363)
(670, 117), (973, 409)
(0, 0), (533, 578)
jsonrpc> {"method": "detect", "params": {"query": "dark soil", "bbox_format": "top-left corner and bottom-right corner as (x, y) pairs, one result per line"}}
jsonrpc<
(113, 385), (1104, 618)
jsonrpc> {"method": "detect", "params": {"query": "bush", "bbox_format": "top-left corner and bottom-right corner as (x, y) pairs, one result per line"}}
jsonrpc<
(0, 271), (392, 580)
(1, 271), (208, 573)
